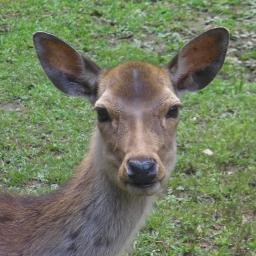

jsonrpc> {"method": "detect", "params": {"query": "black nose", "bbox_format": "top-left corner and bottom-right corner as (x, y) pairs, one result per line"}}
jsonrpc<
(127, 159), (157, 186)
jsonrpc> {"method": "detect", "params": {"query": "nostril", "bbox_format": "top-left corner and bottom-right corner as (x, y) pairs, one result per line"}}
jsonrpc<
(128, 159), (155, 173)
(127, 159), (157, 185)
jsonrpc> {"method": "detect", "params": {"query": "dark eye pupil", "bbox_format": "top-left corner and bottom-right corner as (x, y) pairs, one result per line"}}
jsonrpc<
(166, 106), (179, 119)
(96, 108), (111, 122)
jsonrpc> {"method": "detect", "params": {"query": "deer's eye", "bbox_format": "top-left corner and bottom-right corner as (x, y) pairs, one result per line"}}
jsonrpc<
(165, 105), (179, 119)
(96, 107), (112, 122)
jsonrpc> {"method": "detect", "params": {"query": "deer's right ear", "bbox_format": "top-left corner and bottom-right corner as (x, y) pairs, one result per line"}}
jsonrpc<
(33, 32), (101, 104)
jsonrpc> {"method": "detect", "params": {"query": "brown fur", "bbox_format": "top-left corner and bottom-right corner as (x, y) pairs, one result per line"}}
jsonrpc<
(0, 28), (229, 256)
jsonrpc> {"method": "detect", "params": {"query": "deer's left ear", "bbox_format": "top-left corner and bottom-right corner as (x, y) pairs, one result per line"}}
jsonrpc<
(168, 28), (229, 93)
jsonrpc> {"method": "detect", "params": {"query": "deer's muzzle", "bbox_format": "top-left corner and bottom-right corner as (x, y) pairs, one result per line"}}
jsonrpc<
(126, 158), (157, 187)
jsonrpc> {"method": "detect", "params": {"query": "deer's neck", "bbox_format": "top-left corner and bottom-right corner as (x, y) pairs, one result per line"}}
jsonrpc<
(25, 131), (153, 256)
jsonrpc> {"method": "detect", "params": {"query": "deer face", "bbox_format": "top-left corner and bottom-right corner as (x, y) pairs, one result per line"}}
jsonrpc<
(33, 28), (229, 195)
(95, 63), (181, 194)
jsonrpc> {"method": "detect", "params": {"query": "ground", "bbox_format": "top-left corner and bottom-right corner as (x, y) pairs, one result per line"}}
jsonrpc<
(0, 1), (255, 255)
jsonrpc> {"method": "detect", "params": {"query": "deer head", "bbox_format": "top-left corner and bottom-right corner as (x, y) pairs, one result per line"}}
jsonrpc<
(33, 28), (229, 195)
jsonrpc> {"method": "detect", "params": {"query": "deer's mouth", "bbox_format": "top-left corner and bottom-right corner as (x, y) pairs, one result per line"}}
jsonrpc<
(125, 180), (162, 195)
(127, 181), (157, 188)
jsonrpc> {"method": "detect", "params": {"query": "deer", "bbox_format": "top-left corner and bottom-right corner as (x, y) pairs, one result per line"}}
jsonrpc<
(0, 28), (229, 256)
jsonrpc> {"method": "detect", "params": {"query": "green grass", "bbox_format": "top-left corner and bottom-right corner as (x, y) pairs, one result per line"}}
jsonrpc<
(0, 0), (255, 255)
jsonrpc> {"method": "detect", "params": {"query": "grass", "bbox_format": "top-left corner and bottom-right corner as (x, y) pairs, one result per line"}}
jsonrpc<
(0, 0), (255, 255)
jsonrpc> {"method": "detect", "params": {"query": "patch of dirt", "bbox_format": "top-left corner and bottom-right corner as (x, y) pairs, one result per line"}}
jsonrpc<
(183, 165), (197, 175)
(0, 102), (25, 112)
(219, 163), (241, 175)
(242, 211), (256, 224)
(0, 24), (11, 33)
(0, 11), (21, 19)
(229, 31), (256, 82)
(199, 239), (218, 252)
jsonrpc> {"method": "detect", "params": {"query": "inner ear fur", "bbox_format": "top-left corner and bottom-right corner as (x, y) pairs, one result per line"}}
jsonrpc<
(168, 27), (229, 93)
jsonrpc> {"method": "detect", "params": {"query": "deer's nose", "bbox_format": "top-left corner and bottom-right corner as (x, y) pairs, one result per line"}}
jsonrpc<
(127, 159), (157, 186)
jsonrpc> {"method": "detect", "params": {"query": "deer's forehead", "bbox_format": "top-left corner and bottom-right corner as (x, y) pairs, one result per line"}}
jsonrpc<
(99, 62), (174, 101)
(96, 62), (180, 114)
